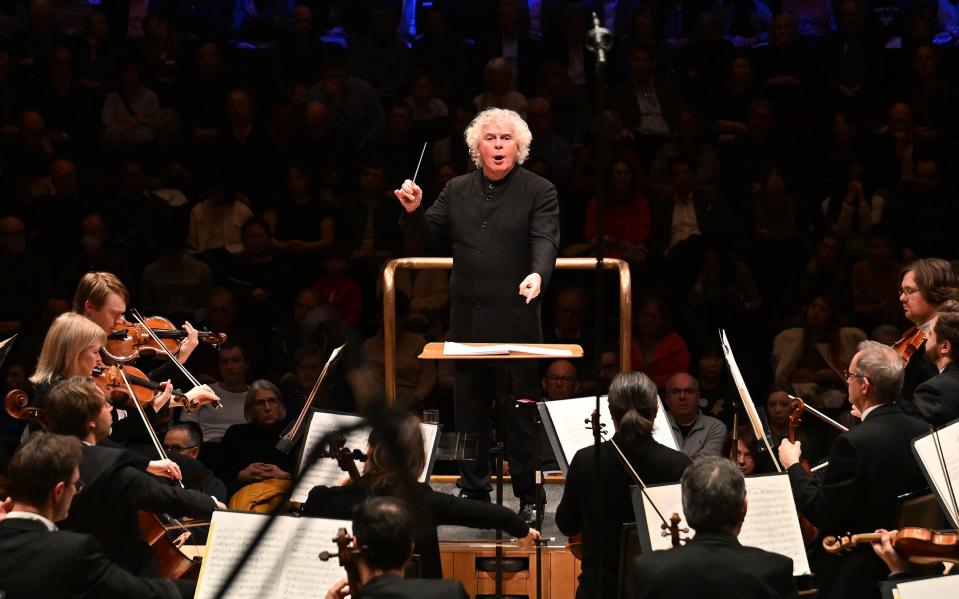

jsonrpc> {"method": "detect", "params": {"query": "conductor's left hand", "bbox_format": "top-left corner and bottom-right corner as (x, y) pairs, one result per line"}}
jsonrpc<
(518, 273), (542, 304)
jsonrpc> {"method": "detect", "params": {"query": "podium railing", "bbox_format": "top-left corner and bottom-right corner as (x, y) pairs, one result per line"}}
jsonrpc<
(382, 257), (633, 404)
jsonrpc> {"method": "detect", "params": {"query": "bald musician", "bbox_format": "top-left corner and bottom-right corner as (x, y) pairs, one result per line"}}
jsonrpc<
(0, 432), (193, 598)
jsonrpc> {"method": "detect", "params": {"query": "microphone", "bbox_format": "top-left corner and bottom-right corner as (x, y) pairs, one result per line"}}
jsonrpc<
(585, 11), (613, 64)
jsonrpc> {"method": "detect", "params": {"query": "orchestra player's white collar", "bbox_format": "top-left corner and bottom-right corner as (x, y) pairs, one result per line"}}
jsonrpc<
(5, 511), (57, 531)
(859, 404), (883, 421)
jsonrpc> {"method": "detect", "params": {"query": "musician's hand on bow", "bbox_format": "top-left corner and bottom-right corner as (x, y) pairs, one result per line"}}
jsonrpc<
(516, 528), (541, 548)
(325, 578), (351, 599)
(870, 529), (908, 574)
(394, 179), (423, 213)
(184, 384), (219, 410)
(778, 438), (802, 469)
(519, 273), (542, 304)
(177, 321), (200, 364)
(147, 458), (182, 481)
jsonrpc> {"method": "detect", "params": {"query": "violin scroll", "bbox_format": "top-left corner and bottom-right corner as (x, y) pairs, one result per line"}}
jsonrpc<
(5, 389), (45, 427)
(318, 528), (364, 593)
(661, 513), (690, 548)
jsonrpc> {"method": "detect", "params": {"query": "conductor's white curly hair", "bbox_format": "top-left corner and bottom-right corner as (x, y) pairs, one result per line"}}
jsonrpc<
(463, 108), (533, 169)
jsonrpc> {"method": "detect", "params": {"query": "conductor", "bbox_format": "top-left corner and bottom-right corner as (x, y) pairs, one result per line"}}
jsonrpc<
(394, 108), (560, 522)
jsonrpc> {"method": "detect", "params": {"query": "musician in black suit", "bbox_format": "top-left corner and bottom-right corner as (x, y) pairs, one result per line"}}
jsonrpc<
(0, 431), (193, 598)
(910, 299), (959, 427)
(631, 457), (797, 599)
(43, 376), (223, 576)
(556, 371), (691, 599)
(394, 108), (560, 522)
(304, 412), (539, 579)
(324, 497), (468, 599)
(779, 340), (930, 599)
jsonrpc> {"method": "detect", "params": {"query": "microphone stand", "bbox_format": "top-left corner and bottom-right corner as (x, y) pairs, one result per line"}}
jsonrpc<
(585, 12), (613, 598)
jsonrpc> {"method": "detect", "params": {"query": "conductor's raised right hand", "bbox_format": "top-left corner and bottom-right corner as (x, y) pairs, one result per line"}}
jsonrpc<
(393, 179), (423, 213)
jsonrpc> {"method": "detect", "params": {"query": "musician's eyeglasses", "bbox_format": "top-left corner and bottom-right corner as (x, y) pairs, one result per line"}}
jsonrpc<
(68, 478), (84, 494)
(899, 287), (920, 298)
(841, 369), (868, 383)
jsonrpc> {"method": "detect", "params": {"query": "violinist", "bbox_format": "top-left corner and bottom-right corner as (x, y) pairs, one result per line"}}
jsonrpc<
(778, 341), (929, 599)
(324, 497), (468, 599)
(556, 371), (690, 599)
(631, 458), (797, 599)
(909, 299), (959, 427)
(303, 411), (539, 579)
(218, 379), (295, 496)
(43, 376), (224, 576)
(0, 432), (194, 599)
(896, 258), (959, 400)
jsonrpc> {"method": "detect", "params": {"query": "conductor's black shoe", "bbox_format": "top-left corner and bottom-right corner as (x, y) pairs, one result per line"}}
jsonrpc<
(458, 489), (491, 503)
(518, 503), (537, 527)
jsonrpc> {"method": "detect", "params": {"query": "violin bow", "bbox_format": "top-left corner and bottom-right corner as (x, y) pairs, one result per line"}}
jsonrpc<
(117, 366), (185, 489)
(787, 395), (849, 433)
(599, 426), (686, 545)
(720, 330), (782, 473)
(130, 309), (221, 409)
(276, 343), (346, 453)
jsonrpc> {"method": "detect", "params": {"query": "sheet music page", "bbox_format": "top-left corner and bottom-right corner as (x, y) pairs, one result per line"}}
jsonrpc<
(195, 511), (351, 599)
(292, 412), (439, 503)
(912, 421), (959, 527)
(542, 395), (679, 469)
(636, 474), (811, 576)
(503, 344), (574, 357)
(443, 342), (509, 355)
(895, 575), (959, 599)
(291, 412), (369, 503)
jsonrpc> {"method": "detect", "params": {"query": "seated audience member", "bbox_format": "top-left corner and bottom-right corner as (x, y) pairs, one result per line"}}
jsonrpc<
(311, 249), (362, 327)
(186, 180), (253, 255)
(557, 371), (690, 599)
(725, 426), (776, 476)
(218, 380), (295, 497)
(648, 156), (722, 260)
(850, 227), (901, 330)
(692, 340), (735, 427)
(473, 57), (528, 117)
(221, 216), (294, 326)
(908, 299), (959, 427)
(304, 412), (539, 578)
(779, 341), (929, 599)
(100, 58), (159, 149)
(543, 286), (594, 360)
(665, 373), (727, 460)
(163, 422), (227, 502)
(141, 216), (214, 322)
(631, 457), (797, 599)
(0, 432), (194, 599)
(631, 297), (691, 389)
(763, 384), (827, 466)
(772, 294), (865, 409)
(542, 359), (578, 401)
(360, 292), (435, 410)
(575, 160), (650, 265)
(269, 288), (322, 381)
(181, 343), (250, 456)
(324, 497), (468, 599)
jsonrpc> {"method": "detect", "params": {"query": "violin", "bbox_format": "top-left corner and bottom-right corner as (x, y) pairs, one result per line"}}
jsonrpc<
(788, 397), (820, 546)
(91, 364), (214, 413)
(892, 326), (927, 366)
(104, 316), (227, 363)
(326, 436), (364, 482)
(319, 528), (364, 594)
(823, 528), (959, 564)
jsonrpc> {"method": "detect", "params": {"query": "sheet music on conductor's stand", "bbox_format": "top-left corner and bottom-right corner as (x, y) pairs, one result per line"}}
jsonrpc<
(911, 417), (959, 528)
(290, 410), (441, 503)
(195, 511), (351, 599)
(631, 474), (812, 577)
(538, 394), (680, 474)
